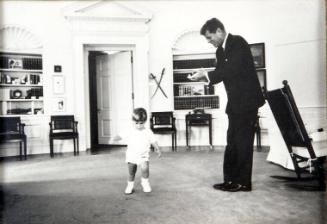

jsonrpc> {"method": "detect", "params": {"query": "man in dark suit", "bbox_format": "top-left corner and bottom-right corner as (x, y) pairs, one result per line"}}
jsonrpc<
(189, 18), (265, 192)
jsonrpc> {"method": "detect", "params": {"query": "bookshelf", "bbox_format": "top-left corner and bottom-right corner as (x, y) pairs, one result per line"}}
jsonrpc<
(173, 53), (219, 110)
(0, 52), (44, 116)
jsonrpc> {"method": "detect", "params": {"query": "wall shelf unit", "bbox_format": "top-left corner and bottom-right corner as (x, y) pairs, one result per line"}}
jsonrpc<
(173, 53), (219, 110)
(0, 52), (43, 116)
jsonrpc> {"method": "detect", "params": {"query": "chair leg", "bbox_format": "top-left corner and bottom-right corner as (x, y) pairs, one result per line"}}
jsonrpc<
(50, 138), (54, 157)
(24, 138), (27, 160)
(171, 133), (175, 151)
(77, 136), (79, 155)
(73, 138), (76, 156)
(19, 141), (22, 160)
(174, 132), (177, 152)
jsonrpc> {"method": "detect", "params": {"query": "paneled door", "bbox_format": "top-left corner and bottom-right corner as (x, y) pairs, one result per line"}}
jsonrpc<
(96, 51), (133, 144)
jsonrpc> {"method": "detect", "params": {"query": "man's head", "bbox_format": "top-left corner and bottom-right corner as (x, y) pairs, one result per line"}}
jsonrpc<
(200, 18), (226, 48)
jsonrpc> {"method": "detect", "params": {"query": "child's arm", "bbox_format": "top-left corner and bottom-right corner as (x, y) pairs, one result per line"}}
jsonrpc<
(111, 135), (122, 144)
(152, 141), (161, 157)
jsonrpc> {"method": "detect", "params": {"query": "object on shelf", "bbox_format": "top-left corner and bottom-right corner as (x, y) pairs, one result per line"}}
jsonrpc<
(34, 108), (43, 115)
(26, 87), (43, 99)
(10, 89), (23, 99)
(8, 58), (23, 69)
(7, 108), (32, 115)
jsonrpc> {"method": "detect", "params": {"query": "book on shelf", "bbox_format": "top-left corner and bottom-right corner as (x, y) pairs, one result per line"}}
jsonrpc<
(174, 96), (219, 110)
(0, 55), (42, 70)
(174, 85), (214, 97)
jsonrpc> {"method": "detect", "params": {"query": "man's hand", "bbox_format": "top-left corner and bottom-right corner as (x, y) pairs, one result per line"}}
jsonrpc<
(187, 69), (209, 82)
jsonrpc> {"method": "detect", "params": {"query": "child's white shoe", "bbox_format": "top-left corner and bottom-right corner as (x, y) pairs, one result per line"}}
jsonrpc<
(141, 178), (152, 193)
(125, 181), (134, 194)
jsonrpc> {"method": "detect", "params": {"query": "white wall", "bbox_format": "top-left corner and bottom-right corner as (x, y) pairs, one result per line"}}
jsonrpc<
(0, 0), (325, 155)
(139, 0), (326, 147)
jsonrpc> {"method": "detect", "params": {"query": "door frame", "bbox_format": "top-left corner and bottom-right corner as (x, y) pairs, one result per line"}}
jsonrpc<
(85, 45), (135, 151)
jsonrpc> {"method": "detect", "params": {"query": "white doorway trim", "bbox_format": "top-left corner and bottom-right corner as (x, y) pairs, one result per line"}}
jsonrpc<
(86, 46), (135, 146)
(63, 0), (152, 152)
(72, 36), (150, 151)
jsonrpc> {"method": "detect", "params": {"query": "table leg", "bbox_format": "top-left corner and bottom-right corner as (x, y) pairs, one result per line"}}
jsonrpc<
(186, 121), (189, 148)
(209, 119), (212, 147)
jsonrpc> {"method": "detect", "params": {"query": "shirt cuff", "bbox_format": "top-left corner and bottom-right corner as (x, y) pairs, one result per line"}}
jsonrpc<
(205, 70), (210, 84)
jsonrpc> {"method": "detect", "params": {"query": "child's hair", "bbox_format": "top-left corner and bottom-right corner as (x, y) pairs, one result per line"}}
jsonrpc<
(132, 107), (147, 123)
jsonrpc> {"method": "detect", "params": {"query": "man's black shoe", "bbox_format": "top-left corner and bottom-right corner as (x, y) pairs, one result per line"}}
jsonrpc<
(223, 184), (252, 192)
(213, 182), (232, 190)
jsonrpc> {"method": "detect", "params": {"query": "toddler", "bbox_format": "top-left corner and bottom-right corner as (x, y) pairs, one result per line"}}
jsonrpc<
(115, 107), (161, 194)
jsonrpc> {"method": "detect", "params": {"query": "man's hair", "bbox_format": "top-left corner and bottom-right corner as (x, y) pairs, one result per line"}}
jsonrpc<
(200, 18), (225, 35)
(132, 107), (147, 123)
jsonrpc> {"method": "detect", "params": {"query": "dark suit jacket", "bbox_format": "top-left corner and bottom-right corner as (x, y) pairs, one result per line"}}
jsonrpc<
(208, 34), (265, 114)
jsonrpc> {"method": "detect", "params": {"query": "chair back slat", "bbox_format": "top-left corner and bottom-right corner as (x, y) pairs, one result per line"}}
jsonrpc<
(51, 115), (74, 130)
(0, 117), (21, 133)
(151, 112), (174, 127)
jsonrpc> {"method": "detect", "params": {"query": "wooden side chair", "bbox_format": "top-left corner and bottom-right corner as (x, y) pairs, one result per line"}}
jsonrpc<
(49, 115), (79, 157)
(150, 112), (177, 151)
(266, 80), (326, 191)
(0, 117), (27, 160)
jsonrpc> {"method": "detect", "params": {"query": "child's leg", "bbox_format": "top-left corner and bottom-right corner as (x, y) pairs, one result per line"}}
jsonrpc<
(140, 161), (151, 192)
(128, 162), (137, 181)
(140, 161), (149, 178)
(125, 162), (137, 194)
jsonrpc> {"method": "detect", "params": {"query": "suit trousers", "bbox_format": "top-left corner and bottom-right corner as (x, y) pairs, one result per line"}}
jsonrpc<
(223, 110), (258, 186)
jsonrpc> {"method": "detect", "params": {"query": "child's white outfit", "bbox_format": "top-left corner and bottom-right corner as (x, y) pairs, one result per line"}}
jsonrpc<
(125, 127), (156, 165)
(123, 127), (156, 194)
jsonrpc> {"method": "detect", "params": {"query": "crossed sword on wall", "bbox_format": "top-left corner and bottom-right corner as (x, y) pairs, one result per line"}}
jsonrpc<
(149, 68), (168, 99)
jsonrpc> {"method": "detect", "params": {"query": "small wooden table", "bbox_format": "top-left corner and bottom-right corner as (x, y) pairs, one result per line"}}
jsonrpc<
(185, 113), (212, 149)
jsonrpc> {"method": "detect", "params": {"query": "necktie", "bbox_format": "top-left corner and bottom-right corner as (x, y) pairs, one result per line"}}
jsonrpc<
(216, 47), (224, 67)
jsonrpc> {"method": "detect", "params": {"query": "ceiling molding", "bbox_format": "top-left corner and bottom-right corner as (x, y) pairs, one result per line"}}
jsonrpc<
(62, 0), (152, 23)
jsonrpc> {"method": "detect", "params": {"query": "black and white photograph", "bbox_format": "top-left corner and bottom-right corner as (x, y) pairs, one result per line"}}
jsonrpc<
(0, 1), (326, 224)
(250, 42), (265, 69)
(52, 97), (66, 112)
